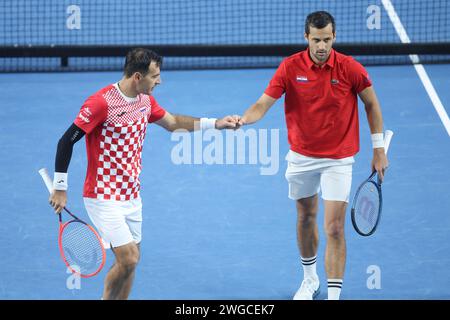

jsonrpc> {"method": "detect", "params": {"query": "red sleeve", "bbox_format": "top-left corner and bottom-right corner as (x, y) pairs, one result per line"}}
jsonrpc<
(347, 58), (372, 93)
(73, 94), (108, 134)
(264, 59), (287, 99)
(148, 96), (167, 123)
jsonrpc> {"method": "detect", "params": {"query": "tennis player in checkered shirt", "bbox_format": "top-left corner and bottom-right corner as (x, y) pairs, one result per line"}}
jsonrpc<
(48, 48), (239, 299)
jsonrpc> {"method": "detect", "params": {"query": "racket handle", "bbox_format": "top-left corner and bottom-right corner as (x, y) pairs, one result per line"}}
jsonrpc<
(38, 168), (53, 194)
(384, 130), (394, 155)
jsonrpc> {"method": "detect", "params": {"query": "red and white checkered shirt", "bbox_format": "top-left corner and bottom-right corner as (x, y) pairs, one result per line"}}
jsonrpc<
(74, 83), (166, 201)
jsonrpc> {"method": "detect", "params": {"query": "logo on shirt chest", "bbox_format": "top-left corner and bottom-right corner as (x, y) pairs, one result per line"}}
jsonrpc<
(296, 75), (308, 83)
(115, 106), (147, 119)
(331, 79), (339, 85)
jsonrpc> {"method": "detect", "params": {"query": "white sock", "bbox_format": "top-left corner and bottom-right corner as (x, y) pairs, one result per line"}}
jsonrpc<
(328, 279), (343, 300)
(301, 255), (318, 279)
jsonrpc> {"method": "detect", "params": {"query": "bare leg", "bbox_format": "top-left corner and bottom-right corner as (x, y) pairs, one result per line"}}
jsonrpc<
(296, 194), (319, 259)
(116, 243), (140, 298)
(293, 194), (321, 300)
(323, 200), (347, 279)
(103, 242), (140, 300)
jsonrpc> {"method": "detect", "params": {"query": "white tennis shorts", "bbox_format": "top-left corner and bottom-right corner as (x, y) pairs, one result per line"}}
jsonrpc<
(285, 150), (353, 202)
(83, 197), (143, 249)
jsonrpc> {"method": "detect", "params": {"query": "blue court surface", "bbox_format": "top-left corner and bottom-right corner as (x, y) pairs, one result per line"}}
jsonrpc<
(0, 63), (449, 299)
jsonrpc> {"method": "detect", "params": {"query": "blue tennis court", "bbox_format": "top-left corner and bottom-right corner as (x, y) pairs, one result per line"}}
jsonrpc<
(0, 62), (449, 299)
(1, 0), (449, 300)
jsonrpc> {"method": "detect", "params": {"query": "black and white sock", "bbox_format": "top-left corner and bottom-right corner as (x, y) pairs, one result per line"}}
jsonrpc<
(301, 255), (318, 279)
(327, 279), (343, 300)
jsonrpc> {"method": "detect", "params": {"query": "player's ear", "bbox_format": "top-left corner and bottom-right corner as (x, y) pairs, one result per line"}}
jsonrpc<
(332, 32), (336, 42)
(133, 72), (142, 82)
(304, 32), (309, 42)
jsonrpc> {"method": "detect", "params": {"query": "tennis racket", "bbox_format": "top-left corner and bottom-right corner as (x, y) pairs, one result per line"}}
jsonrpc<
(350, 130), (393, 236)
(39, 168), (106, 278)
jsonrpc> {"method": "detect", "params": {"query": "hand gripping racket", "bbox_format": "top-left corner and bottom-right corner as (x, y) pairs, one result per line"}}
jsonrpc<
(350, 130), (393, 236)
(39, 168), (106, 278)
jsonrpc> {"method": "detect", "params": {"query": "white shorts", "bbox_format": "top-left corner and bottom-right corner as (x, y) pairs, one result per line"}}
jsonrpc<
(83, 197), (143, 249)
(285, 151), (353, 202)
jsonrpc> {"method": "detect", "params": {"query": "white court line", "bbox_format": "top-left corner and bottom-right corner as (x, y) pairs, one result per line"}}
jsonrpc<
(382, 0), (450, 136)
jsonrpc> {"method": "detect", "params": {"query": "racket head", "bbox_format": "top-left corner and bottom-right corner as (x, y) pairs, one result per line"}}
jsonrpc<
(350, 174), (383, 236)
(58, 219), (106, 278)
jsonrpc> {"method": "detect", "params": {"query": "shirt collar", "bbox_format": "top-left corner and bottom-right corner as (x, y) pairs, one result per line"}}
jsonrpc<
(305, 48), (335, 69)
(326, 49), (336, 68)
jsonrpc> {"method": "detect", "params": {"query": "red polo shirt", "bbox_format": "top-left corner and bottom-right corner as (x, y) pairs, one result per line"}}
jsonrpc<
(265, 49), (372, 159)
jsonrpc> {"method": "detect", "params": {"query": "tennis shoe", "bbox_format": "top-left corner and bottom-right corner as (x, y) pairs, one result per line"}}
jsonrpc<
(293, 276), (320, 300)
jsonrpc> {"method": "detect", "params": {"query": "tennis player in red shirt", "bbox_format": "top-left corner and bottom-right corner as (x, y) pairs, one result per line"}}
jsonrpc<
(49, 48), (239, 299)
(238, 11), (389, 300)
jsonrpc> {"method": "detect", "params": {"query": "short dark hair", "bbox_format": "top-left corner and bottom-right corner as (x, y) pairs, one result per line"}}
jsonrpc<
(123, 48), (163, 78)
(305, 11), (335, 35)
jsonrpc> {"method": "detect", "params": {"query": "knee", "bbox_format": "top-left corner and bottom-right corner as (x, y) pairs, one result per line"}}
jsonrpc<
(297, 206), (317, 226)
(296, 198), (318, 226)
(121, 257), (139, 274)
(117, 249), (140, 274)
(325, 221), (345, 239)
(297, 211), (317, 226)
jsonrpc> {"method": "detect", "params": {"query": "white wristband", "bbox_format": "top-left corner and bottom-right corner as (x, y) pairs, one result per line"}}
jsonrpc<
(371, 133), (384, 149)
(53, 172), (68, 191)
(200, 118), (217, 130)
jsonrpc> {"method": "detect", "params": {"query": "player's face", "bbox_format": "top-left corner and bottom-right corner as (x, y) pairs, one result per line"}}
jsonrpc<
(136, 61), (161, 95)
(305, 23), (335, 64)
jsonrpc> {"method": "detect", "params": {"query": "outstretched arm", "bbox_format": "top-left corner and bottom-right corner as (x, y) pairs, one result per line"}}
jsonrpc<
(238, 93), (277, 126)
(358, 86), (389, 181)
(155, 111), (239, 132)
(50, 123), (85, 213)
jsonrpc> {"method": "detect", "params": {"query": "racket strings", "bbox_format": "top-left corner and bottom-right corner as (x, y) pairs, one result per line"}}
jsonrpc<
(61, 221), (104, 275)
(354, 181), (380, 234)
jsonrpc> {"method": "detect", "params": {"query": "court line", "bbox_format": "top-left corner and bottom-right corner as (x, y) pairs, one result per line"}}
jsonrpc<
(382, 0), (450, 137)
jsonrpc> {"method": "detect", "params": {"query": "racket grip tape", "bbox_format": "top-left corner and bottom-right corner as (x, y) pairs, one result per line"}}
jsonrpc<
(38, 168), (53, 194)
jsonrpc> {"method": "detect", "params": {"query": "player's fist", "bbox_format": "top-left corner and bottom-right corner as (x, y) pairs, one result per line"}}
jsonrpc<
(49, 190), (67, 214)
(216, 115), (241, 130)
(237, 116), (247, 127)
(372, 149), (389, 183)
